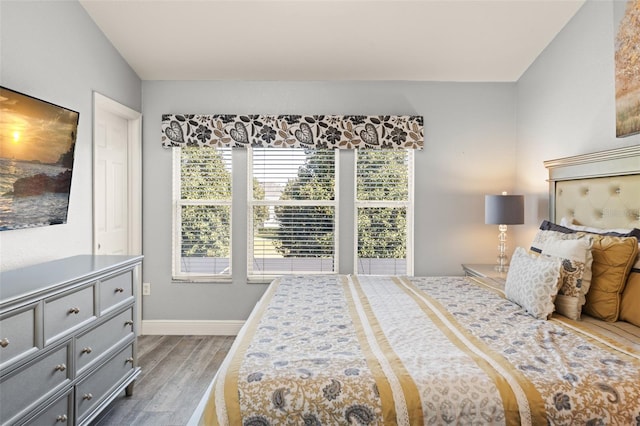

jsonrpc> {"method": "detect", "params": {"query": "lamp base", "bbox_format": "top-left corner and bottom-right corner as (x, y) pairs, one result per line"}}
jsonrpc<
(494, 264), (509, 273)
(495, 224), (509, 274)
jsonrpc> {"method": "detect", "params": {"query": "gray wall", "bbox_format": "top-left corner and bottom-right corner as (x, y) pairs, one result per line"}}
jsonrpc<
(515, 0), (640, 249)
(142, 81), (518, 320)
(0, 0), (142, 271)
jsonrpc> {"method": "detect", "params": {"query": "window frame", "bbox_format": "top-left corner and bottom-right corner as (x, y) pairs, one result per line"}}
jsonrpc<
(353, 149), (415, 276)
(171, 147), (414, 282)
(171, 147), (233, 282)
(247, 147), (340, 282)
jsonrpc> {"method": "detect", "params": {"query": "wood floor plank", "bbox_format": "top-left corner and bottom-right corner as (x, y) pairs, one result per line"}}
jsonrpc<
(135, 335), (164, 358)
(193, 336), (234, 391)
(166, 336), (235, 423)
(137, 336), (204, 397)
(109, 336), (206, 425)
(144, 336), (212, 412)
(91, 335), (233, 426)
(136, 335), (184, 378)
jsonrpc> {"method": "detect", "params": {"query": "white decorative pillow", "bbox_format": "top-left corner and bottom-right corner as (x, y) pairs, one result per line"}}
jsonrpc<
(530, 229), (584, 252)
(505, 247), (562, 320)
(538, 237), (593, 320)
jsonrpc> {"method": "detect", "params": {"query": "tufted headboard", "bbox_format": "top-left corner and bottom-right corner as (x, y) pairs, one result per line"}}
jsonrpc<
(544, 146), (640, 229)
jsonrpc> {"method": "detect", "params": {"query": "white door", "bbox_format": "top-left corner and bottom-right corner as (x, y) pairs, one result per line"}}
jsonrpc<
(93, 93), (142, 256)
(95, 109), (128, 254)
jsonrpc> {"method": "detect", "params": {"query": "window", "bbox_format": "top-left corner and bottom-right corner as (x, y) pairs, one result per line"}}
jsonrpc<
(355, 150), (414, 275)
(172, 147), (413, 281)
(249, 148), (337, 278)
(173, 147), (232, 279)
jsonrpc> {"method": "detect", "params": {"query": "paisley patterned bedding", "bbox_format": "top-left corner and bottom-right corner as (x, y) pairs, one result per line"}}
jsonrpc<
(196, 275), (640, 425)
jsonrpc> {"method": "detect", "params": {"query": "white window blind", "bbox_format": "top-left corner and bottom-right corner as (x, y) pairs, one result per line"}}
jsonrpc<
(355, 150), (413, 275)
(249, 148), (338, 278)
(172, 147), (232, 279)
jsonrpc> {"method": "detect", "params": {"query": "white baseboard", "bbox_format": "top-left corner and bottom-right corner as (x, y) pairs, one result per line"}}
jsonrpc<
(141, 320), (244, 336)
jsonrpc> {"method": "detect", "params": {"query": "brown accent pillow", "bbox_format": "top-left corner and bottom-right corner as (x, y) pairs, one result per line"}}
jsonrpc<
(619, 249), (640, 327)
(582, 235), (638, 322)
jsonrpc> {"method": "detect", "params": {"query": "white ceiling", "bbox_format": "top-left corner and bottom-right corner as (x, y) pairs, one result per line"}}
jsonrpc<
(79, 0), (585, 82)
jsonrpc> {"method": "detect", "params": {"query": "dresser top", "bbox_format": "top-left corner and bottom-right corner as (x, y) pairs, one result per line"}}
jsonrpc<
(0, 255), (143, 306)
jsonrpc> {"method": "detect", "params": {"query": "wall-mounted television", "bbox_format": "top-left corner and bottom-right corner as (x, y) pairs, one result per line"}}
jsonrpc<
(0, 86), (79, 231)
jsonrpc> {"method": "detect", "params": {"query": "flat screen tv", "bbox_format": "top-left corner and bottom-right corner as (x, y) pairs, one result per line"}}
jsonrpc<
(0, 86), (79, 231)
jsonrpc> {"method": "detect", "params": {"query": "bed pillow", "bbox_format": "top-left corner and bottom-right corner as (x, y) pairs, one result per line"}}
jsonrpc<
(538, 237), (593, 320)
(619, 248), (640, 327)
(530, 228), (585, 254)
(559, 217), (638, 236)
(505, 247), (562, 320)
(582, 235), (638, 322)
(539, 219), (640, 239)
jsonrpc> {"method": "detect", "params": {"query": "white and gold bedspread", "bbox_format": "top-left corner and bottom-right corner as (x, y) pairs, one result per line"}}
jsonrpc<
(199, 275), (640, 425)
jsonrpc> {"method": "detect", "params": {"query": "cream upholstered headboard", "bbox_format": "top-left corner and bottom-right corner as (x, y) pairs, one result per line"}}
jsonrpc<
(545, 146), (640, 229)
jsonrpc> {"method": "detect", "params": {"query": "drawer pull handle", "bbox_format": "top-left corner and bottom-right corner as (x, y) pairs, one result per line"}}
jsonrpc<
(56, 414), (68, 422)
(68, 307), (80, 315)
(125, 357), (134, 364)
(81, 347), (93, 354)
(54, 364), (67, 372)
(115, 287), (125, 293)
(83, 393), (93, 401)
(0, 338), (9, 348)
(124, 320), (134, 326)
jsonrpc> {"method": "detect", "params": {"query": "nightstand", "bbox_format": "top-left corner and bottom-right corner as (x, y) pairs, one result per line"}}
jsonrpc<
(461, 264), (508, 287)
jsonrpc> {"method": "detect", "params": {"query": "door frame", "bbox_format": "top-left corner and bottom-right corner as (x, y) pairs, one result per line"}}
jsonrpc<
(93, 92), (143, 335)
(92, 92), (142, 256)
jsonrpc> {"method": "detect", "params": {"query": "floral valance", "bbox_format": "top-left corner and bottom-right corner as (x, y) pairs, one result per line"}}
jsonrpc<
(161, 114), (423, 149)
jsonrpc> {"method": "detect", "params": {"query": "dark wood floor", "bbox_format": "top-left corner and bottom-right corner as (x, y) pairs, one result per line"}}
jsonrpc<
(91, 335), (234, 426)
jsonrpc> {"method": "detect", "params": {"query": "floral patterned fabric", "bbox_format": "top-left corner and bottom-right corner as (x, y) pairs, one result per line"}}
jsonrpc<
(539, 236), (594, 320)
(161, 114), (424, 149)
(505, 247), (562, 320)
(199, 274), (640, 426)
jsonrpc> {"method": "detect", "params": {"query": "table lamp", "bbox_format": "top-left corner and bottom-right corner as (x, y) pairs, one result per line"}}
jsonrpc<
(485, 192), (524, 272)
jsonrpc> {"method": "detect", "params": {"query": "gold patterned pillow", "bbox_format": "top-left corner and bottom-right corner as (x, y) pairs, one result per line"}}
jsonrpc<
(616, 245), (640, 327)
(582, 235), (638, 322)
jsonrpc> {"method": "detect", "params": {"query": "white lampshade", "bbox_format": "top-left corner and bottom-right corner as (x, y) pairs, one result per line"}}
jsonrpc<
(485, 194), (524, 225)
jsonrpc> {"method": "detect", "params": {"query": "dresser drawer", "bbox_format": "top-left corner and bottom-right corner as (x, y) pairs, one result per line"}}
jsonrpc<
(22, 390), (73, 426)
(0, 343), (71, 425)
(76, 307), (134, 375)
(44, 285), (95, 345)
(99, 270), (133, 315)
(76, 343), (135, 422)
(0, 303), (39, 369)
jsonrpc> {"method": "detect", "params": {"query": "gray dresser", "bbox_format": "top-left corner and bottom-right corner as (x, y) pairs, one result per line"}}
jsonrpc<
(0, 255), (143, 426)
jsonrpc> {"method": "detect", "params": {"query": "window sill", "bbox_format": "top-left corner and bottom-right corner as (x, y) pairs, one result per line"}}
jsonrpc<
(172, 276), (233, 284)
(247, 276), (279, 285)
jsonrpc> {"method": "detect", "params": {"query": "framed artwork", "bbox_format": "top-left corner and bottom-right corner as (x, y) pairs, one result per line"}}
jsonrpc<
(615, 0), (640, 137)
(0, 87), (79, 231)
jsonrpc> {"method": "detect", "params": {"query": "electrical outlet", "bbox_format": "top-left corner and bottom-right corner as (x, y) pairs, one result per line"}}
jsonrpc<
(142, 282), (151, 296)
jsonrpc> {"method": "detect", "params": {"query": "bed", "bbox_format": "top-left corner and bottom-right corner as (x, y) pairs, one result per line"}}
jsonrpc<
(190, 146), (640, 426)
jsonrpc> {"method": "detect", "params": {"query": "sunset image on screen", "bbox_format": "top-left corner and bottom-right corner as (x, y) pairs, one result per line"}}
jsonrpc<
(0, 87), (79, 231)
(0, 88), (78, 164)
